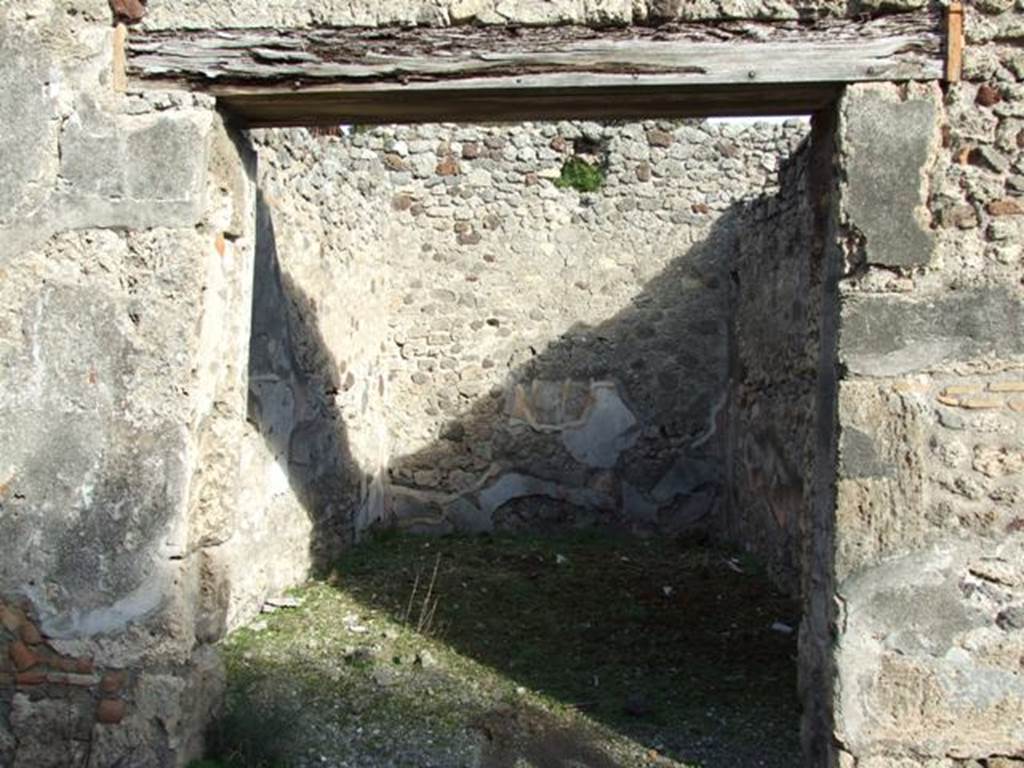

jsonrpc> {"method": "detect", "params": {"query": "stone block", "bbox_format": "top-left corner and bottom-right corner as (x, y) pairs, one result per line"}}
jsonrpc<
(10, 693), (93, 765)
(59, 124), (124, 198)
(842, 87), (937, 268)
(835, 382), (927, 576)
(96, 699), (127, 725)
(8, 642), (36, 672)
(126, 117), (205, 201)
(0, 28), (53, 222)
(835, 542), (1024, 761)
(841, 288), (1024, 377)
(0, 605), (25, 633)
(50, 110), (215, 231)
(0, 278), (194, 639)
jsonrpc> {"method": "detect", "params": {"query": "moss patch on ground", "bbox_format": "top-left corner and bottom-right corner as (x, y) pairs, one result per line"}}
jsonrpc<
(201, 532), (799, 768)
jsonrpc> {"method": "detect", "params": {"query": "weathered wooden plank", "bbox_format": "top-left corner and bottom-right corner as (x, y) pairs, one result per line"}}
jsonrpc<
(124, 12), (944, 125)
(128, 14), (943, 88)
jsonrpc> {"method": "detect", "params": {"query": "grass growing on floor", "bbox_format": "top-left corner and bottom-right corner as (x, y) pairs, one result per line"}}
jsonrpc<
(203, 532), (800, 768)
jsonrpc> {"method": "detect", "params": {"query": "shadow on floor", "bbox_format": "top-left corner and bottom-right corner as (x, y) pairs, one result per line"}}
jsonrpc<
(331, 533), (801, 767)
(209, 533), (800, 768)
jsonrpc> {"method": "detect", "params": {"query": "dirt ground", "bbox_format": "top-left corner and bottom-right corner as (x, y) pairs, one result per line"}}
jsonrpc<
(197, 532), (800, 768)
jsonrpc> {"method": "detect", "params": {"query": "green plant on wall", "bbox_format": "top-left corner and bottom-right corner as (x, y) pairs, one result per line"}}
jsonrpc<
(554, 157), (605, 193)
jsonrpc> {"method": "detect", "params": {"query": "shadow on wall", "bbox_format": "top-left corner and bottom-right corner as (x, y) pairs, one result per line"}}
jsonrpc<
(245, 198), (738, 579)
(379, 140), (817, 595)
(245, 129), (818, 594)
(383, 212), (739, 539)
(246, 191), (369, 574)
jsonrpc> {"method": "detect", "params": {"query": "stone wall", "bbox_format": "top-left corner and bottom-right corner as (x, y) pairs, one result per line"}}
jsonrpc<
(724, 138), (818, 594)
(0, 3), (254, 762)
(825, 61), (1024, 768)
(237, 129), (394, 592)
(139, 0), (872, 28)
(0, 4), (265, 765)
(2, 0), (1024, 766)
(253, 119), (809, 540)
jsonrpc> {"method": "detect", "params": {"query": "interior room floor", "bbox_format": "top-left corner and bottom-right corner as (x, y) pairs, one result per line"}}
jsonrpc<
(200, 531), (800, 768)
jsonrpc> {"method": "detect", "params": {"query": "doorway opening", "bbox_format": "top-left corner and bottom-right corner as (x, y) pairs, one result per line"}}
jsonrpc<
(203, 110), (836, 768)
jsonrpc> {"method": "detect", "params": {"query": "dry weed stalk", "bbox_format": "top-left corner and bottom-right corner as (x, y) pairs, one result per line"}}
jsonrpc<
(403, 552), (442, 636)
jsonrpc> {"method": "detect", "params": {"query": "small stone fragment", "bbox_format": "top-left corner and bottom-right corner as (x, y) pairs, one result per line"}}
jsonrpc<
(976, 84), (1003, 107)
(263, 596), (303, 611)
(987, 199), (1023, 216)
(969, 146), (1010, 173)
(109, 0), (146, 23)
(18, 623), (42, 645)
(15, 670), (46, 686)
(100, 671), (127, 694)
(0, 605), (25, 632)
(8, 642), (36, 672)
(958, 396), (1003, 410)
(940, 203), (978, 229)
(646, 129), (673, 148)
(988, 381), (1024, 393)
(414, 649), (438, 669)
(436, 155), (460, 176)
(996, 605), (1024, 630)
(97, 699), (127, 725)
(457, 229), (481, 246)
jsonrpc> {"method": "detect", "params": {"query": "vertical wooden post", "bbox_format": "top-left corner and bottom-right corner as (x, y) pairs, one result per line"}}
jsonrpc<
(946, 1), (964, 83)
(112, 23), (128, 92)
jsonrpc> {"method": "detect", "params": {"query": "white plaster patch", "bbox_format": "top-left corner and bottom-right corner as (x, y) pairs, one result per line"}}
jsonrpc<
(560, 383), (639, 468)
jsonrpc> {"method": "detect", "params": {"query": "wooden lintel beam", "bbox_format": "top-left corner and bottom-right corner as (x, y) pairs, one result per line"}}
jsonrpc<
(217, 83), (841, 128)
(125, 12), (944, 126)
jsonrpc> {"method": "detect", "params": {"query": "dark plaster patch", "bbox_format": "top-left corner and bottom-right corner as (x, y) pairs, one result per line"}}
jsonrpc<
(839, 427), (893, 479)
(841, 287), (1024, 376)
(843, 91), (936, 268)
